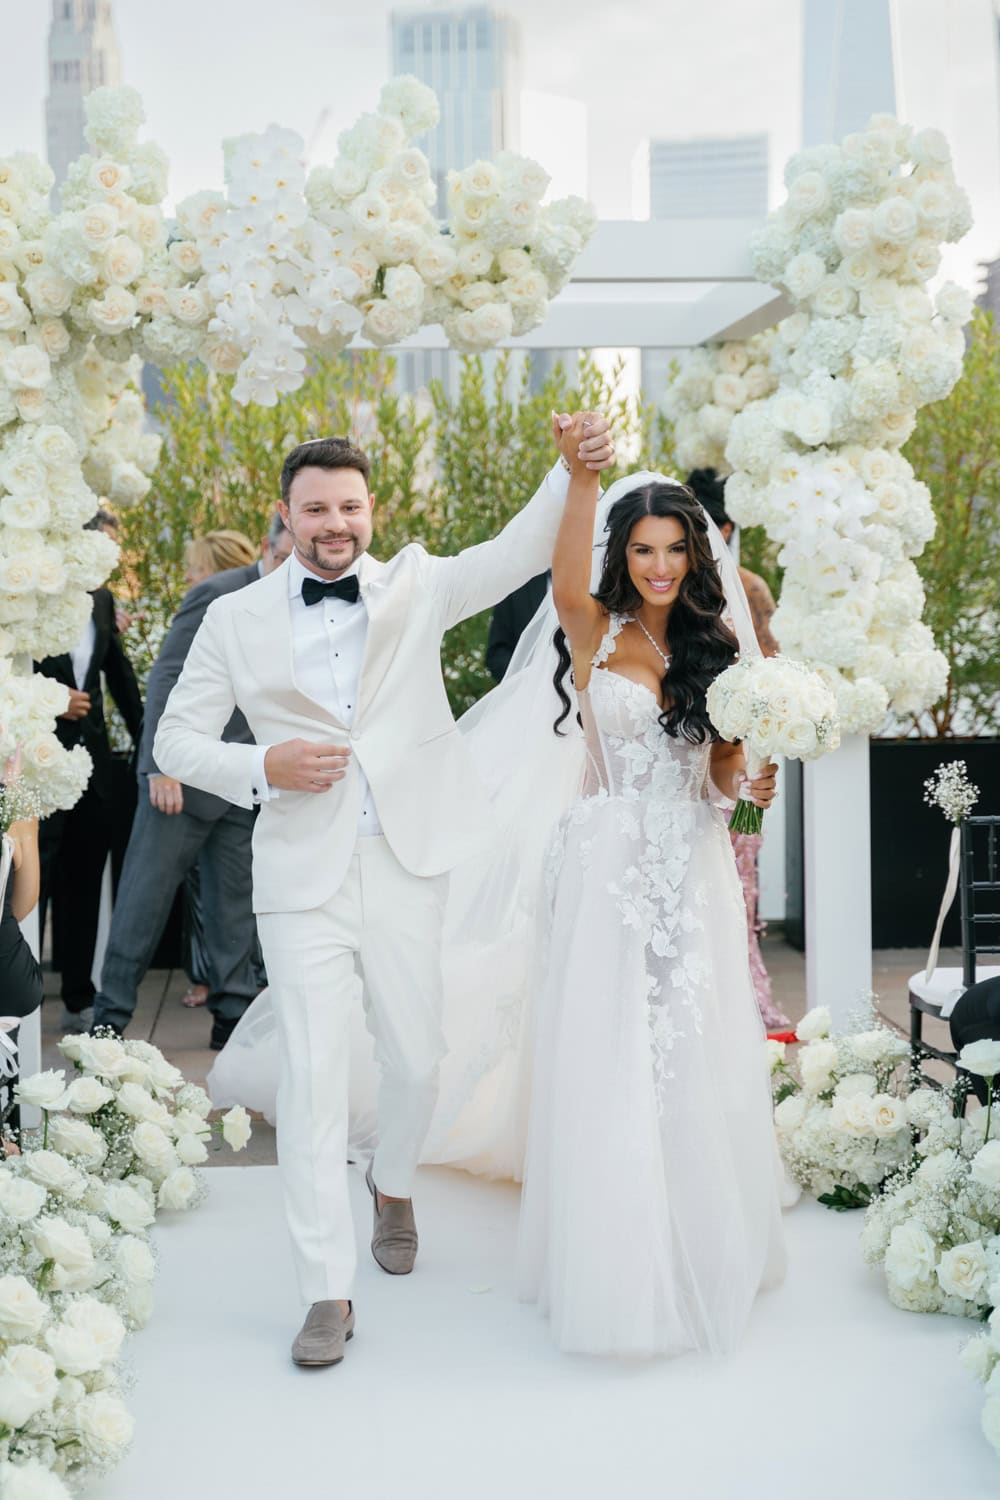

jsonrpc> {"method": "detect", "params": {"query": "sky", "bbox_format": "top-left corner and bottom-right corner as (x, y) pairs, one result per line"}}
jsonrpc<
(5, 0), (1000, 294)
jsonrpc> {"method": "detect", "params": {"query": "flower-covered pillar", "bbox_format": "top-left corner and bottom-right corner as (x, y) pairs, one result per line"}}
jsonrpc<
(713, 116), (972, 1021)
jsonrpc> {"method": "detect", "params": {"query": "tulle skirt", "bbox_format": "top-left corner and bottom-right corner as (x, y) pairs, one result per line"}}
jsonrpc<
(516, 794), (787, 1356)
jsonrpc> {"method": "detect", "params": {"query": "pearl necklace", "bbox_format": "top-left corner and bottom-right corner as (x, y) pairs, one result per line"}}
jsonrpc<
(631, 614), (671, 671)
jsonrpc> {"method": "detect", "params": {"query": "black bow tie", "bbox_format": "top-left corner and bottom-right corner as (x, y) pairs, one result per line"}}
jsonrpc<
(301, 575), (361, 607)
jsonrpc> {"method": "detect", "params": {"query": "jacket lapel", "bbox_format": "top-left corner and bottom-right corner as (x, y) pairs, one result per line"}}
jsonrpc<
(355, 552), (407, 723)
(233, 560), (348, 728)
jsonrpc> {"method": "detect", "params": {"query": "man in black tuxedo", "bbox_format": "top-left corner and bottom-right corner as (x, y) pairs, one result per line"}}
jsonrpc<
(37, 580), (144, 1031)
(485, 571), (550, 683)
(93, 515), (292, 1049)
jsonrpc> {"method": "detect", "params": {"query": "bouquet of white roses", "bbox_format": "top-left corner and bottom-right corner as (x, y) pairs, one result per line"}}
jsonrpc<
(769, 1004), (912, 1209)
(707, 654), (840, 833)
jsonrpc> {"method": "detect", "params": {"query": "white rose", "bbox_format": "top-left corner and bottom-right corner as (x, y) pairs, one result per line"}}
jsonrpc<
(960, 1040), (1000, 1079)
(872, 195), (918, 246)
(765, 1039), (786, 1074)
(75, 1389), (134, 1454)
(167, 284), (210, 326)
(0, 1345), (59, 1428)
(797, 1012), (830, 1052)
(175, 1133), (209, 1166)
(779, 718), (819, 759)
(131, 1121), (179, 1175)
(0, 1458), (72, 1499)
(76, 1035), (129, 1078)
(89, 284), (137, 336)
(24, 1151), (85, 1200)
(869, 1094), (906, 1136)
(77, 202), (118, 249)
(937, 1241), (989, 1302)
(30, 1215), (94, 1273)
(14, 1070), (68, 1111)
(103, 1180), (155, 1233)
(157, 1167), (198, 1212)
(960, 1333), (1000, 1384)
(35, 317), (72, 357)
(115, 1234), (155, 1284)
(413, 238), (459, 286)
(47, 1298), (125, 1375)
(971, 1141), (1000, 1191)
(63, 1076), (114, 1115)
(0, 1276), (47, 1340)
(23, 270), (74, 317)
(773, 1093), (806, 1133)
(221, 1106), (252, 1152)
(884, 1222), (937, 1290)
(0, 1174), (47, 1223)
(783, 251), (826, 301)
(799, 1040), (838, 1094)
(830, 1092), (872, 1136)
(168, 239), (202, 277)
(362, 299), (408, 345)
(102, 234), (144, 286)
(467, 299), (514, 346)
(0, 282), (30, 332)
(833, 208), (872, 254)
(4, 346), (52, 391)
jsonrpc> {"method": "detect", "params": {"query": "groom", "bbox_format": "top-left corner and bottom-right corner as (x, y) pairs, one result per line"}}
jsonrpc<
(154, 420), (614, 1366)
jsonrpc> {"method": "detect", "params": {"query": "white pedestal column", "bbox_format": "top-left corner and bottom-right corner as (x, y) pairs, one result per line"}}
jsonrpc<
(16, 908), (42, 1131)
(758, 759), (787, 923)
(803, 734), (872, 1029)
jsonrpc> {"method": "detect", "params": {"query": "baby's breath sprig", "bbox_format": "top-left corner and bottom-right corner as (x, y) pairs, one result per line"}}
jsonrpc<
(923, 760), (980, 826)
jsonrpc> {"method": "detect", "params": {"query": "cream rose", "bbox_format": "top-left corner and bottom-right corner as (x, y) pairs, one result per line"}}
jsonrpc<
(102, 234), (144, 286)
(936, 1241), (989, 1302)
(5, 346), (52, 391)
(167, 285), (210, 326)
(36, 317), (72, 357)
(168, 239), (202, 277)
(23, 269), (73, 318)
(77, 202), (118, 249)
(830, 1092), (872, 1136)
(88, 285), (137, 336)
(869, 1094), (906, 1136)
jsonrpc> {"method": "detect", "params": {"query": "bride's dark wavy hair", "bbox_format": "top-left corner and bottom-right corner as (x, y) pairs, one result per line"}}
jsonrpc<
(553, 481), (739, 744)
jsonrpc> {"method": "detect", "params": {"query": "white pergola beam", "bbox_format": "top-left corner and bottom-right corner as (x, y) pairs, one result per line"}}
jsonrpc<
(572, 219), (769, 282)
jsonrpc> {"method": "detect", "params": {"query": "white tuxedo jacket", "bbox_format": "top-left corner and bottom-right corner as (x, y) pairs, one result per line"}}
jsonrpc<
(154, 465), (569, 913)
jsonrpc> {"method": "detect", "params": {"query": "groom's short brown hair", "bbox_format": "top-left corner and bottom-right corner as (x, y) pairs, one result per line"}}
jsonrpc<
(280, 436), (371, 503)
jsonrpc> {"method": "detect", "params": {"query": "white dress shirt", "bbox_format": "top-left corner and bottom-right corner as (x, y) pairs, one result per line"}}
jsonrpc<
(70, 617), (97, 690)
(252, 551), (382, 836)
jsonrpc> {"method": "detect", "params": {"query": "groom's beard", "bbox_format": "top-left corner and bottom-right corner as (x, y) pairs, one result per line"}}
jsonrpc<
(295, 531), (366, 577)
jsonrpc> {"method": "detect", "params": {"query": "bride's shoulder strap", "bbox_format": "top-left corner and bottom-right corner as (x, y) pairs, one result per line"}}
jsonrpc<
(591, 611), (629, 668)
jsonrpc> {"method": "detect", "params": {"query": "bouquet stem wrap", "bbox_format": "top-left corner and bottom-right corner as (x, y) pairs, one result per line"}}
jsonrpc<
(730, 750), (768, 836)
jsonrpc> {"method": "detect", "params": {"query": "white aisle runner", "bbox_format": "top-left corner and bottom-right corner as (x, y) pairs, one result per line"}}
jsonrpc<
(91, 1165), (995, 1500)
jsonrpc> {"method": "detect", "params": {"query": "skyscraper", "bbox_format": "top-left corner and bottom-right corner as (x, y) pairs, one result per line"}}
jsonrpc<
(46, 0), (122, 201)
(390, 6), (521, 394)
(636, 134), (770, 399)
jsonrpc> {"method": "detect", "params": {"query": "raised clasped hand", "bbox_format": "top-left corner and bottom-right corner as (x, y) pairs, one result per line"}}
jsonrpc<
(551, 411), (615, 475)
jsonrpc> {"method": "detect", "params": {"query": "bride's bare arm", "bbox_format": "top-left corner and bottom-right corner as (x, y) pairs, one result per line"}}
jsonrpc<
(551, 414), (605, 676)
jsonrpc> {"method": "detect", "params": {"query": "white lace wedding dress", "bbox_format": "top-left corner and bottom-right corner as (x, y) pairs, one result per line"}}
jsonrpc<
(515, 614), (786, 1356)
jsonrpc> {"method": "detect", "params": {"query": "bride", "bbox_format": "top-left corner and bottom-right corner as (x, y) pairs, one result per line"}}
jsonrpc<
(515, 416), (786, 1355)
(211, 414), (787, 1354)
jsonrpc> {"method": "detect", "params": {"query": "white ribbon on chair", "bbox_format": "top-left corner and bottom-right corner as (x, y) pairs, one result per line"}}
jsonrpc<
(925, 824), (962, 983)
(0, 1021), (19, 1079)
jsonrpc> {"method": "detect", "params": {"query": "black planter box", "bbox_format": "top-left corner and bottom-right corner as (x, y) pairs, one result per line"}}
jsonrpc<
(782, 739), (1000, 951)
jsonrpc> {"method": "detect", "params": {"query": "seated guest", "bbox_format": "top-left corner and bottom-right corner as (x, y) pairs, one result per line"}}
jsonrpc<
(93, 518), (291, 1049)
(950, 975), (1000, 1106)
(36, 513), (143, 1032)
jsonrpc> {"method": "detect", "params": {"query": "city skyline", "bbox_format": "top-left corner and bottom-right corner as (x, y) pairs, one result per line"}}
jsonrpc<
(5, 0), (999, 298)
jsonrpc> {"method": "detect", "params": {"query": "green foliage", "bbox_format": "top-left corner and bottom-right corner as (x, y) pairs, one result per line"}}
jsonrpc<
(903, 309), (1000, 737)
(118, 351), (678, 716)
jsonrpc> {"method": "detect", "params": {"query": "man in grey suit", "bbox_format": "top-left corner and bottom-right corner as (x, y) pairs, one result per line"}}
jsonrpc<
(93, 515), (293, 1047)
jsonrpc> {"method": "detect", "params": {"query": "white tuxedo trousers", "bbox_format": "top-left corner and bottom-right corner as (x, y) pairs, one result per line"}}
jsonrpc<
(257, 837), (448, 1305)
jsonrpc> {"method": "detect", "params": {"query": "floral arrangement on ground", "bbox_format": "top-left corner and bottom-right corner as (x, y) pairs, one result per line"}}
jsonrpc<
(0, 1030), (251, 1497)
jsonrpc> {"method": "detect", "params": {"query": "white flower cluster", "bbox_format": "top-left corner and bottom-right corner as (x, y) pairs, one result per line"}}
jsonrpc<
(0, 1033), (251, 1495)
(924, 758), (980, 825)
(0, 670), (91, 820)
(661, 333), (778, 473)
(771, 1006), (913, 1203)
(168, 76), (595, 401)
(706, 654), (841, 762)
(724, 116), (971, 733)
